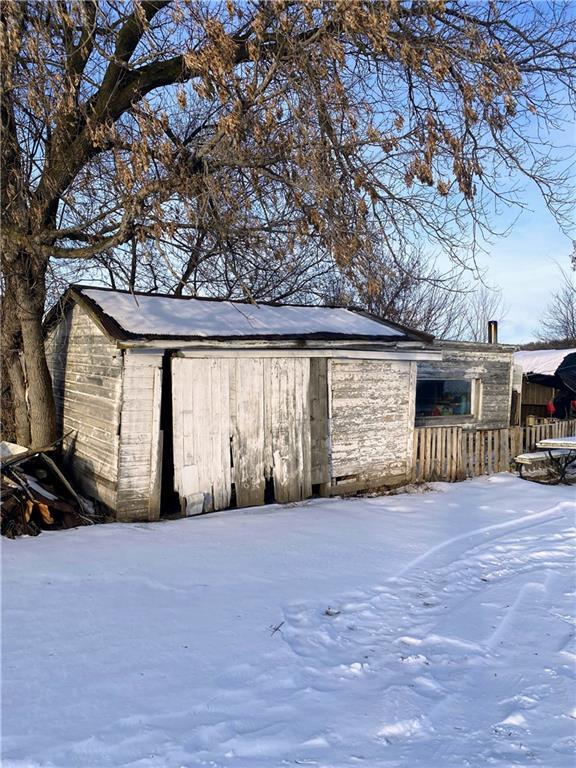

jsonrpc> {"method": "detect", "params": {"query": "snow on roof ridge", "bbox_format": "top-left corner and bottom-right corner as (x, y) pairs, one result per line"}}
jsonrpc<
(74, 283), (346, 309)
(77, 286), (409, 341)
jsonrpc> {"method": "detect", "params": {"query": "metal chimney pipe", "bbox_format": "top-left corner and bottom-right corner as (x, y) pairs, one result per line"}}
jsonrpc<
(488, 320), (498, 344)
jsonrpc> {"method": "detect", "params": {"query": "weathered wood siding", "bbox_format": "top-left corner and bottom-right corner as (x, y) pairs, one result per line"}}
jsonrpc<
(264, 358), (312, 503)
(310, 357), (330, 489)
(417, 346), (513, 429)
(230, 358), (266, 508)
(116, 351), (164, 522)
(413, 418), (576, 482)
(520, 380), (555, 423)
(45, 310), (425, 517)
(329, 359), (416, 490)
(172, 356), (313, 513)
(45, 304), (122, 509)
(172, 357), (232, 515)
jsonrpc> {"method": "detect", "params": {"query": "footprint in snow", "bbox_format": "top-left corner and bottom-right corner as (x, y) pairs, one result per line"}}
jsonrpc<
(400, 653), (430, 666)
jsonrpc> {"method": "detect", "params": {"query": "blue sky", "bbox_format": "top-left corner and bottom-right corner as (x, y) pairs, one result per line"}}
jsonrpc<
(472, 184), (574, 345)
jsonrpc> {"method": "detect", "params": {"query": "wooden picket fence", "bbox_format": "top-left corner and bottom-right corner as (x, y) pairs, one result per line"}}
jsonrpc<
(412, 419), (576, 483)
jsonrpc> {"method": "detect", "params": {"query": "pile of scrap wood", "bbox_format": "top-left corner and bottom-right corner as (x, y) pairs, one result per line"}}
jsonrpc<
(1, 441), (94, 538)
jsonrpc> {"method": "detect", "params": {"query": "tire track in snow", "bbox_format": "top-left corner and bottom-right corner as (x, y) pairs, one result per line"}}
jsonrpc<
(277, 500), (575, 766)
(16, 492), (572, 768)
(280, 502), (574, 668)
(392, 502), (572, 581)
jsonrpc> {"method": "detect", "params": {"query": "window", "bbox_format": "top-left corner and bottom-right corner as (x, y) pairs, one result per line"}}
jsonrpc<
(416, 379), (474, 418)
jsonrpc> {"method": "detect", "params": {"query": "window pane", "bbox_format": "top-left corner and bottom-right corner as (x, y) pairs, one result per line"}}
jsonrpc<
(416, 379), (472, 417)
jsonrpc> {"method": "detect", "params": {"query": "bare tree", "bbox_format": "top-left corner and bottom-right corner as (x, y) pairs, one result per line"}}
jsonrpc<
(318, 243), (471, 338)
(538, 264), (576, 343)
(456, 285), (508, 342)
(319, 243), (510, 342)
(2, 0), (576, 446)
(72, 231), (335, 301)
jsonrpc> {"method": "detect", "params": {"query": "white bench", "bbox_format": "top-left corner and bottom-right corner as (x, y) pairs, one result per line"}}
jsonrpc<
(515, 449), (574, 465)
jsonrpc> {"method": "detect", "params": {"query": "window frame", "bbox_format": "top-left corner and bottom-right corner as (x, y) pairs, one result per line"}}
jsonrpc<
(414, 377), (482, 426)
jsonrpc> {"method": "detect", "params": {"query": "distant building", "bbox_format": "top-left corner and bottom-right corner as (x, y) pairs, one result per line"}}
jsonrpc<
(514, 348), (576, 424)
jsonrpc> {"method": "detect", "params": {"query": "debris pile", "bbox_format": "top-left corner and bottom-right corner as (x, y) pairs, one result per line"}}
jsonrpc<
(1, 442), (93, 538)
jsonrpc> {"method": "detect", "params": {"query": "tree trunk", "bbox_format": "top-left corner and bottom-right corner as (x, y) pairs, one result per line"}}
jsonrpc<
(13, 259), (56, 448)
(0, 276), (32, 445)
(3, 355), (31, 446)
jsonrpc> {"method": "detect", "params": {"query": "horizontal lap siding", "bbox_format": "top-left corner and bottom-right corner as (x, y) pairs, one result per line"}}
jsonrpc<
(45, 304), (122, 510)
(330, 360), (415, 488)
(417, 347), (513, 429)
(116, 352), (163, 522)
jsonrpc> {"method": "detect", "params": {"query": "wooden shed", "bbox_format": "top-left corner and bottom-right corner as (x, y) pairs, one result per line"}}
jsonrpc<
(44, 286), (439, 522)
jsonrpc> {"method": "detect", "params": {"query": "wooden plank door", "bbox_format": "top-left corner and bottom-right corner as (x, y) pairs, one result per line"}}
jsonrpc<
(172, 357), (231, 515)
(262, 358), (312, 503)
(172, 355), (315, 513)
(229, 358), (267, 507)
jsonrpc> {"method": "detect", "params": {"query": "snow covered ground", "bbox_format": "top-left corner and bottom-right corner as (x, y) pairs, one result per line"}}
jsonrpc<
(2, 474), (575, 768)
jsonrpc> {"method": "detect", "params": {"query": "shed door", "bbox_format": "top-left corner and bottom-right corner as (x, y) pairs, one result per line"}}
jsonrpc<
(172, 356), (313, 513)
(172, 358), (231, 514)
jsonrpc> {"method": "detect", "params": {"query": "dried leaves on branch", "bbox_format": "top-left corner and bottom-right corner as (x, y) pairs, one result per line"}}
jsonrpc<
(1, 0), (575, 446)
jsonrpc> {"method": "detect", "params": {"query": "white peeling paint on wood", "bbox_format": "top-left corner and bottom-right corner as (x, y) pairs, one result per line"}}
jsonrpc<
(116, 351), (163, 522)
(175, 347), (439, 360)
(45, 304), (122, 509)
(149, 366), (163, 519)
(417, 347), (513, 429)
(46, 302), (443, 518)
(265, 358), (312, 503)
(230, 358), (266, 507)
(209, 358), (232, 512)
(310, 358), (330, 487)
(171, 357), (313, 512)
(329, 359), (414, 487)
(405, 361), (418, 471)
(172, 358), (231, 515)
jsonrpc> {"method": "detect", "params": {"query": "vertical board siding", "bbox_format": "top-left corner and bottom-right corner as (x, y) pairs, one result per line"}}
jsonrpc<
(45, 304), (122, 510)
(405, 362), (418, 473)
(265, 358), (312, 503)
(412, 419), (576, 482)
(172, 356), (313, 513)
(116, 351), (164, 521)
(329, 359), (414, 488)
(230, 358), (266, 508)
(310, 358), (330, 487)
(172, 357), (231, 515)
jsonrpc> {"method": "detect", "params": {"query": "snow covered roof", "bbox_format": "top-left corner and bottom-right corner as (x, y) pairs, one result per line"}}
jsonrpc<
(514, 348), (576, 376)
(49, 286), (432, 344)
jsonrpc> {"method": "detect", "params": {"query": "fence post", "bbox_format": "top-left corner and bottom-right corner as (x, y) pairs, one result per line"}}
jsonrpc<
(457, 427), (465, 480)
(410, 420), (574, 486)
(423, 428), (431, 481)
